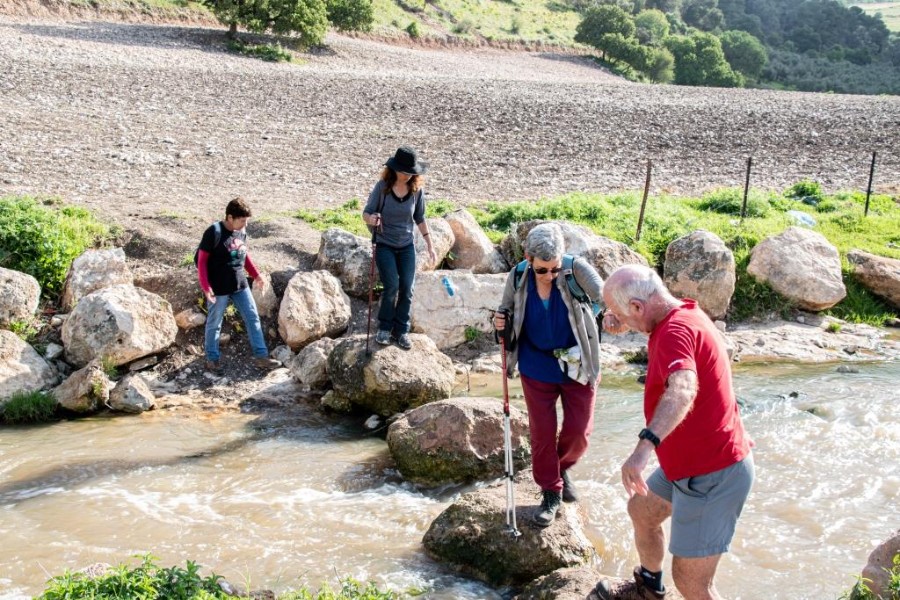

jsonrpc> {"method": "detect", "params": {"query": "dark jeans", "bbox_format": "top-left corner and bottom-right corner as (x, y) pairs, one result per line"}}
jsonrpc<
(376, 242), (416, 335)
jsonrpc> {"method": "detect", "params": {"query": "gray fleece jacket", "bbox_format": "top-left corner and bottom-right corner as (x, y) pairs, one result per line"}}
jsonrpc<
(497, 256), (605, 386)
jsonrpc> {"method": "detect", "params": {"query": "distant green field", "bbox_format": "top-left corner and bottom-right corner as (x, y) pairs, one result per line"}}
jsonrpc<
(855, 1), (900, 32)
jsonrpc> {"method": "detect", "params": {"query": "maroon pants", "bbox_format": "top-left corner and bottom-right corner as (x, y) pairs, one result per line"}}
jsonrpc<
(521, 374), (597, 493)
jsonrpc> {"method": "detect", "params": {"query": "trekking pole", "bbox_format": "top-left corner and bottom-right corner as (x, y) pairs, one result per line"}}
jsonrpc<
(497, 309), (521, 538)
(365, 216), (381, 356)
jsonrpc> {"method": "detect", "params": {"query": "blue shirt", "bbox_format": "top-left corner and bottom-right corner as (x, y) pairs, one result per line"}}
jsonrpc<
(517, 272), (578, 383)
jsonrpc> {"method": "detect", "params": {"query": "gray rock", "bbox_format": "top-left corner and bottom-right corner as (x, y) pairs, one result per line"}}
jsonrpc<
(313, 228), (376, 298)
(663, 229), (735, 320)
(108, 374), (156, 413)
(847, 249), (900, 309)
(444, 209), (508, 274)
(51, 360), (112, 413)
(0, 330), (57, 404)
(61, 248), (133, 310)
(289, 337), (337, 389)
(0, 267), (41, 326)
(387, 397), (530, 486)
(278, 270), (351, 350)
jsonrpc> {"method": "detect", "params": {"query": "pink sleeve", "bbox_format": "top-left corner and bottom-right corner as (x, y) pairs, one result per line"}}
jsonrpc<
(197, 250), (212, 293)
(244, 254), (260, 280)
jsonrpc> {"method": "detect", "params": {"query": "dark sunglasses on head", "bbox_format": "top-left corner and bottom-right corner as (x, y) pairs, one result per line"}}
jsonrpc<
(533, 266), (562, 275)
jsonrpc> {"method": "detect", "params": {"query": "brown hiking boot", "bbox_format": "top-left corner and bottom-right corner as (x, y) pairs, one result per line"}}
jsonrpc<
(205, 360), (224, 375)
(252, 356), (281, 369)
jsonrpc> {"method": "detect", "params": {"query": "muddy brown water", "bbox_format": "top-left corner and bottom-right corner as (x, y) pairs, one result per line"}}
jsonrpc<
(1, 361), (898, 599)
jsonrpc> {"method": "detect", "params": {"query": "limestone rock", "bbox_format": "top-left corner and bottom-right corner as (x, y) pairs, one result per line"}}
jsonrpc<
(747, 227), (846, 311)
(517, 567), (685, 599)
(289, 337), (338, 389)
(387, 397), (530, 486)
(0, 330), (57, 404)
(62, 248), (133, 310)
(663, 230), (735, 320)
(174, 309), (206, 330)
(0, 267), (41, 326)
(445, 209), (508, 274)
(858, 529), (900, 600)
(51, 359), (112, 413)
(423, 470), (596, 587)
(313, 228), (377, 298)
(415, 217), (455, 272)
(501, 220), (647, 278)
(328, 334), (454, 416)
(847, 250), (900, 309)
(108, 374), (156, 413)
(410, 271), (507, 349)
(61, 284), (178, 367)
(251, 272), (278, 317)
(278, 271), (351, 350)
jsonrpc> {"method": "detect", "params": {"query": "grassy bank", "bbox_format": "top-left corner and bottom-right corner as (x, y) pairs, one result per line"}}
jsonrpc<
(296, 185), (900, 325)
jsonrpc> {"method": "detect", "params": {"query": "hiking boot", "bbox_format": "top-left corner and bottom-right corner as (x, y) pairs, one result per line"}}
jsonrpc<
(205, 360), (224, 376)
(592, 571), (667, 600)
(375, 330), (391, 345)
(395, 333), (412, 350)
(561, 470), (579, 503)
(252, 356), (281, 370)
(533, 490), (561, 528)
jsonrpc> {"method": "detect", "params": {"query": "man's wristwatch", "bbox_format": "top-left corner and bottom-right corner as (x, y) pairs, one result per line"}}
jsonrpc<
(638, 428), (661, 448)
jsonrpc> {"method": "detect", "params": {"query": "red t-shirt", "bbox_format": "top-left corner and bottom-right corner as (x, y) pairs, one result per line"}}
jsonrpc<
(645, 299), (752, 481)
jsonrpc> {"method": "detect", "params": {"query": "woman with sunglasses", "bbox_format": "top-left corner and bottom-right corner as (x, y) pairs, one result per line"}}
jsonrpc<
(362, 146), (437, 350)
(493, 222), (604, 527)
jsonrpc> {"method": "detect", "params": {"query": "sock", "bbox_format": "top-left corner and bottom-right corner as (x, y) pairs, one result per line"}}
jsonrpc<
(638, 566), (665, 593)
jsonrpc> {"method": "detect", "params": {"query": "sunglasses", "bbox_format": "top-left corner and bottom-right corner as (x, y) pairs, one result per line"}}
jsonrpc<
(533, 266), (562, 275)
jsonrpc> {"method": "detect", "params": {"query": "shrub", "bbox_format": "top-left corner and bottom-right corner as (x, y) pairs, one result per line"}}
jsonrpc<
(698, 188), (772, 218)
(406, 20), (421, 39)
(0, 196), (111, 299)
(464, 326), (480, 343)
(785, 179), (824, 202)
(202, 0), (328, 46)
(326, 0), (374, 32)
(227, 39), (293, 62)
(1, 390), (58, 425)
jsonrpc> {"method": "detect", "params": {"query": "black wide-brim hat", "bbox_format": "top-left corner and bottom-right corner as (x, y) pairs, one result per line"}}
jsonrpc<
(385, 146), (428, 175)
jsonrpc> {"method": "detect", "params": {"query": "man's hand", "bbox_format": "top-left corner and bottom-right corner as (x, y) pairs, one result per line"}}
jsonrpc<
(204, 289), (216, 305)
(255, 276), (266, 291)
(621, 442), (654, 498)
(602, 311), (628, 335)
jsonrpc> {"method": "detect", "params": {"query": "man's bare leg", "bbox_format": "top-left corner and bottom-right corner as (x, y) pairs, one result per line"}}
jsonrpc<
(672, 554), (723, 600)
(627, 490), (672, 572)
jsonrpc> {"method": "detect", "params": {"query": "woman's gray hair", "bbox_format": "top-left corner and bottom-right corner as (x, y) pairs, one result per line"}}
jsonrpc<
(606, 264), (671, 310)
(523, 223), (565, 262)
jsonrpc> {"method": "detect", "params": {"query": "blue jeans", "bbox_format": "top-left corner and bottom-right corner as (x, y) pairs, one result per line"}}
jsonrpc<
(376, 243), (416, 335)
(205, 286), (268, 362)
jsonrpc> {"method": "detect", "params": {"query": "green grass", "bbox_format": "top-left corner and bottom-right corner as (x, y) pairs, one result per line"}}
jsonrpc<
(0, 196), (113, 299)
(37, 554), (401, 600)
(1, 390), (58, 425)
(227, 39), (294, 62)
(295, 185), (900, 325)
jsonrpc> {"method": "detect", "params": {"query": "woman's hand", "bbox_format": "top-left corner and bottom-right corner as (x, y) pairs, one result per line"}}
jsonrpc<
(426, 245), (437, 266)
(493, 312), (506, 331)
(364, 213), (381, 227)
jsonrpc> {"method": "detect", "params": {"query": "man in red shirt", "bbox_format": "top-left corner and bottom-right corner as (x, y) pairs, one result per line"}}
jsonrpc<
(594, 265), (753, 600)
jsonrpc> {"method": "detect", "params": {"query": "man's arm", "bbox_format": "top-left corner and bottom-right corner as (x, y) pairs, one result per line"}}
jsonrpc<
(621, 369), (698, 497)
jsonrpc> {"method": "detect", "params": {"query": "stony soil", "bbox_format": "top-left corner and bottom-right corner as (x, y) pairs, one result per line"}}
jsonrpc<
(1, 8), (898, 410)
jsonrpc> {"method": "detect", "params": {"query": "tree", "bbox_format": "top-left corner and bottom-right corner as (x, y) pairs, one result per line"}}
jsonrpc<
(634, 9), (670, 45)
(665, 31), (745, 86)
(646, 46), (676, 82)
(645, 0), (681, 14)
(575, 5), (637, 60)
(681, 0), (724, 32)
(325, 0), (374, 32)
(719, 29), (767, 79)
(203, 0), (329, 45)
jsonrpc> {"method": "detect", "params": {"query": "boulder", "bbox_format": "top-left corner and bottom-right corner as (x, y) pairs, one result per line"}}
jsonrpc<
(278, 271), (351, 350)
(313, 228), (377, 298)
(422, 470), (596, 587)
(251, 272), (278, 317)
(858, 529), (900, 600)
(500, 220), (647, 278)
(444, 209), (508, 274)
(0, 267), (41, 327)
(0, 330), (57, 404)
(517, 567), (685, 600)
(61, 284), (178, 368)
(51, 359), (112, 413)
(747, 227), (846, 311)
(328, 334), (454, 416)
(847, 250), (900, 309)
(663, 230), (735, 320)
(289, 337), (338, 389)
(108, 374), (156, 413)
(62, 248), (133, 310)
(386, 397), (530, 486)
(410, 271), (507, 349)
(415, 218), (455, 272)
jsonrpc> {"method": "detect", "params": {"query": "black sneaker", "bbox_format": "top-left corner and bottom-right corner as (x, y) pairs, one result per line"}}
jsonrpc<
(561, 470), (579, 503)
(533, 490), (561, 528)
(375, 330), (391, 345)
(395, 333), (412, 350)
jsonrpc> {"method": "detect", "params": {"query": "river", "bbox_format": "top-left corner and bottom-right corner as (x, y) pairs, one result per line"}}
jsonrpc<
(1, 360), (898, 599)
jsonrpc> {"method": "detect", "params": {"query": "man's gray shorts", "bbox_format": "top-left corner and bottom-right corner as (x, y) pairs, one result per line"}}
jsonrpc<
(647, 453), (754, 558)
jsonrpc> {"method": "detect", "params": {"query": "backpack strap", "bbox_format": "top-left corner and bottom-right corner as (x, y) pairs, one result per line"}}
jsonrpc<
(212, 221), (222, 248)
(561, 254), (589, 303)
(514, 259), (528, 290)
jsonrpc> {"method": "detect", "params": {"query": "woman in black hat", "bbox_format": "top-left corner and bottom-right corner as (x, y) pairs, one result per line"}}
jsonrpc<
(362, 146), (436, 350)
